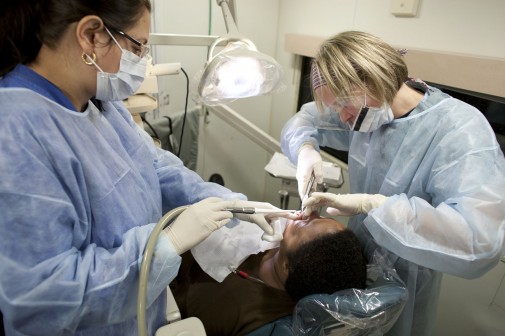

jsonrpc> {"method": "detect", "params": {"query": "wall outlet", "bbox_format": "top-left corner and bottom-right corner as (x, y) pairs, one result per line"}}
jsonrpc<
(391, 0), (420, 17)
(161, 92), (170, 106)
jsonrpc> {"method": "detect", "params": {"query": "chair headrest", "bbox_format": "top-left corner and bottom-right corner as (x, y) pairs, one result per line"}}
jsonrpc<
(291, 247), (408, 335)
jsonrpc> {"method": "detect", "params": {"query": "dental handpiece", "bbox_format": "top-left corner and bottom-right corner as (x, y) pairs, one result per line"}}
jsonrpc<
(224, 207), (297, 215)
(224, 207), (291, 243)
(224, 207), (256, 214)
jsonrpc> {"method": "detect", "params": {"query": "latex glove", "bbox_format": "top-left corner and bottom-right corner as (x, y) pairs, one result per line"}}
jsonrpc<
(164, 197), (233, 255)
(229, 200), (299, 236)
(303, 192), (388, 217)
(296, 144), (323, 200)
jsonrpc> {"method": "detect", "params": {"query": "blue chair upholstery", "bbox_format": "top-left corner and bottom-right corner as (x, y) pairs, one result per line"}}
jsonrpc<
(245, 316), (293, 336)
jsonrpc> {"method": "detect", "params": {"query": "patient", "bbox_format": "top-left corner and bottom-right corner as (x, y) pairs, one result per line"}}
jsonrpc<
(171, 214), (367, 336)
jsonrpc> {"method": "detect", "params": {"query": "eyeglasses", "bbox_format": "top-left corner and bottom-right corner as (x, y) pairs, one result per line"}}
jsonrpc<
(108, 27), (150, 59)
(324, 94), (365, 114)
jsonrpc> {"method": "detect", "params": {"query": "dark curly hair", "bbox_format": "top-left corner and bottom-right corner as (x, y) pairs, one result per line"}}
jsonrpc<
(284, 229), (367, 302)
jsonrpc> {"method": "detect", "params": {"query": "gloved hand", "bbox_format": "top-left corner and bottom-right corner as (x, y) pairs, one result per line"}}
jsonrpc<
(296, 144), (323, 200)
(229, 200), (299, 235)
(164, 197), (233, 255)
(302, 192), (388, 217)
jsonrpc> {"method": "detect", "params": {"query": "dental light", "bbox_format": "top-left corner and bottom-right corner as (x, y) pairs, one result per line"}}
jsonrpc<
(192, 0), (285, 106)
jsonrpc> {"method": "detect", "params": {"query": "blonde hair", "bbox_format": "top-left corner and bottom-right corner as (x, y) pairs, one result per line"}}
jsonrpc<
(312, 31), (408, 111)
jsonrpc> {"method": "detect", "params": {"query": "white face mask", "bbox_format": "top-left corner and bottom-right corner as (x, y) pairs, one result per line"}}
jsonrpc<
(88, 28), (147, 101)
(350, 104), (394, 132)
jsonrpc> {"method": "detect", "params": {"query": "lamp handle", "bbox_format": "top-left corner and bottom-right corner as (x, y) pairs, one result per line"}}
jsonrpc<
(206, 36), (258, 62)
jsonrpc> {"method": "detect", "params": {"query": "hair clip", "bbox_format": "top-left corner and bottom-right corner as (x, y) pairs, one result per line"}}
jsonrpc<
(311, 64), (327, 90)
(398, 48), (408, 56)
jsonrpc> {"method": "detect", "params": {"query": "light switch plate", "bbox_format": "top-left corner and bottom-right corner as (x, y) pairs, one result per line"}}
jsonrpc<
(391, 0), (420, 17)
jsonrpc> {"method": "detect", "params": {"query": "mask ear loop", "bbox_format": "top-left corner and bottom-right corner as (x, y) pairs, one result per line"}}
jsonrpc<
(83, 53), (104, 72)
(104, 27), (123, 50)
(81, 25), (118, 69)
(81, 52), (96, 66)
(81, 27), (120, 72)
(89, 27), (126, 74)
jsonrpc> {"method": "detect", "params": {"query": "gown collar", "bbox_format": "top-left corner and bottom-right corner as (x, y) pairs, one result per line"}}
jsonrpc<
(2, 64), (76, 111)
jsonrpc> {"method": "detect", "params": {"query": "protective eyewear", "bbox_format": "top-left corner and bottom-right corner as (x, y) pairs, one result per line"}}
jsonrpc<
(107, 27), (150, 59)
(323, 93), (364, 114)
(319, 93), (370, 131)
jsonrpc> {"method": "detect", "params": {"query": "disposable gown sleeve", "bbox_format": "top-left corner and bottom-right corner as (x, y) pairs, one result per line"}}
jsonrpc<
(0, 133), (180, 334)
(280, 102), (350, 164)
(365, 117), (505, 279)
(152, 145), (246, 211)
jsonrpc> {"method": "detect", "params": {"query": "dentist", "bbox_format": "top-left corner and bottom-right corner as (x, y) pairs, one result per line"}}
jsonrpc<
(0, 1), (288, 335)
(281, 30), (505, 335)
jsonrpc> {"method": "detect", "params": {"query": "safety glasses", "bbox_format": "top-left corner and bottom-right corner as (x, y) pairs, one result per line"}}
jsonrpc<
(107, 27), (150, 59)
(323, 93), (365, 115)
(318, 92), (370, 131)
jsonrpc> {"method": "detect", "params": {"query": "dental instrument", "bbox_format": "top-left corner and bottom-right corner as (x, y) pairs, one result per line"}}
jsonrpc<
(231, 268), (265, 285)
(223, 207), (289, 242)
(301, 171), (316, 211)
(224, 207), (292, 242)
(224, 207), (297, 215)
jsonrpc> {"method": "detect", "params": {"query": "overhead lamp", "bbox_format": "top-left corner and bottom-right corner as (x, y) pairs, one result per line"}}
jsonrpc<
(192, 0), (285, 106)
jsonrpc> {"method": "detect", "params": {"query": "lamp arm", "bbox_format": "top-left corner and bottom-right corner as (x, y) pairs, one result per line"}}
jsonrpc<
(217, 0), (239, 36)
(206, 0), (257, 63)
(137, 206), (188, 336)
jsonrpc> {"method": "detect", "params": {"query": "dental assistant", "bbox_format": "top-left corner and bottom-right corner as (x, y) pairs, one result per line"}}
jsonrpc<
(0, 1), (287, 335)
(281, 31), (505, 336)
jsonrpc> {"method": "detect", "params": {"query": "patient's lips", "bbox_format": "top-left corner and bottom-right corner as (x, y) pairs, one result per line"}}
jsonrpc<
(293, 210), (304, 219)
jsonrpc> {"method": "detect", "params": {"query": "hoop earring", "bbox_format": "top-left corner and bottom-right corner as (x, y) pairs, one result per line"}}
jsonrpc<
(81, 52), (96, 65)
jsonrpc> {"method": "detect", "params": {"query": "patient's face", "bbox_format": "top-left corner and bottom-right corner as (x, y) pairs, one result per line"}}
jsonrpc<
(280, 214), (345, 253)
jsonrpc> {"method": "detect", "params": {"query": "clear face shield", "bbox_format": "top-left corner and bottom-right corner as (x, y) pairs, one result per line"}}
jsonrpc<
(318, 92), (367, 131)
(312, 65), (394, 133)
(317, 91), (394, 132)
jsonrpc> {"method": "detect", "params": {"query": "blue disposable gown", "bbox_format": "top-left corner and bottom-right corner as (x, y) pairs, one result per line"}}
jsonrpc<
(0, 65), (245, 335)
(281, 84), (505, 335)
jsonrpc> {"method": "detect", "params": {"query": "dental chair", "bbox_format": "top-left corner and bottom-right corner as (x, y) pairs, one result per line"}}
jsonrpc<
(247, 244), (408, 336)
(140, 208), (407, 336)
(246, 245), (408, 336)
(155, 245), (407, 336)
